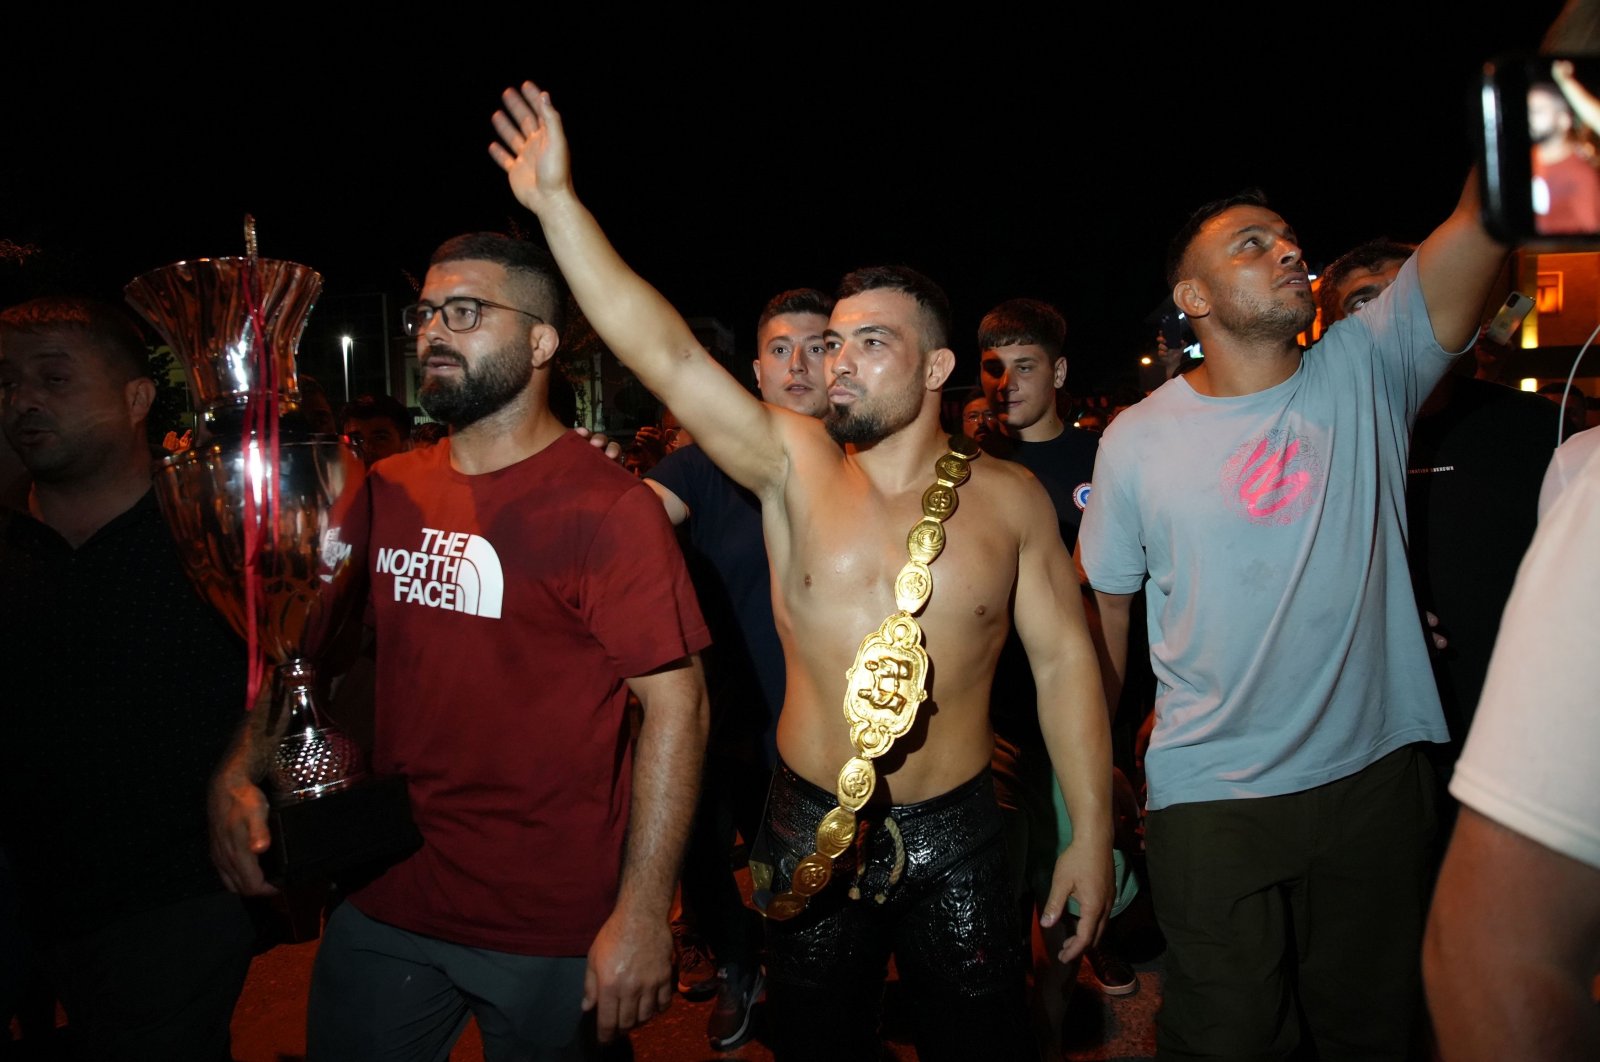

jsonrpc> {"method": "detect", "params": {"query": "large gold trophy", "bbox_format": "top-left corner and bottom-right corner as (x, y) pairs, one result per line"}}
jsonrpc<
(125, 232), (417, 888)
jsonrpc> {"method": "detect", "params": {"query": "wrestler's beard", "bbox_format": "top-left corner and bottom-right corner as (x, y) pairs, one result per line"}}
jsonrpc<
(824, 376), (921, 447)
(418, 339), (533, 430)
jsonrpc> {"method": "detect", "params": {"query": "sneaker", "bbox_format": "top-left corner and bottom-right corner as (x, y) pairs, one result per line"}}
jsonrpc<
(706, 963), (765, 1050)
(1086, 945), (1139, 997)
(673, 923), (720, 1001)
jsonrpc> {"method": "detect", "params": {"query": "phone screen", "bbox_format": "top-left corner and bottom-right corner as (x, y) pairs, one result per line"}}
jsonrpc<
(1482, 56), (1600, 246)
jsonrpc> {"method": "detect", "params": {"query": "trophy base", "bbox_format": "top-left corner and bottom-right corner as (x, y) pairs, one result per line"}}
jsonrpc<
(260, 773), (421, 888)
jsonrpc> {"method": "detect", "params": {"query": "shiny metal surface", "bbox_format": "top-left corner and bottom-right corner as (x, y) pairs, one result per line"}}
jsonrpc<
(130, 253), (369, 805)
(155, 437), (370, 801)
(125, 257), (321, 423)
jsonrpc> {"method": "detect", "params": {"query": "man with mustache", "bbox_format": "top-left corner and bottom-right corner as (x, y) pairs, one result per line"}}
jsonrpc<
(210, 233), (712, 1061)
(1079, 178), (1509, 1060)
(490, 83), (1111, 1062)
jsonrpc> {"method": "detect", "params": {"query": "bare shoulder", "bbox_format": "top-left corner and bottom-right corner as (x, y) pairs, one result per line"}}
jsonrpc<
(964, 453), (1057, 538)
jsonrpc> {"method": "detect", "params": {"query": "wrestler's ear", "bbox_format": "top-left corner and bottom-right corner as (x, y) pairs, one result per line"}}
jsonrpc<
(529, 321), (560, 370)
(925, 347), (956, 391)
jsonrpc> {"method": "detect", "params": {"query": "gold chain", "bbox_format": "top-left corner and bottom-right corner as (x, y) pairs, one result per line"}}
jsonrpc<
(759, 435), (979, 921)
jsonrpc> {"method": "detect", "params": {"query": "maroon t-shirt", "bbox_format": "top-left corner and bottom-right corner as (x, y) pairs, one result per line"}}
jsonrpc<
(348, 432), (710, 954)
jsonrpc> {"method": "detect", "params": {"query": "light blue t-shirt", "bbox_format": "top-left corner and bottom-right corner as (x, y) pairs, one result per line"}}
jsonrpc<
(1080, 256), (1452, 810)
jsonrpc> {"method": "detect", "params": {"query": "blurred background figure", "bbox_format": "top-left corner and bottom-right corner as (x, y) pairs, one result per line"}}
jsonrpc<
(340, 392), (412, 467)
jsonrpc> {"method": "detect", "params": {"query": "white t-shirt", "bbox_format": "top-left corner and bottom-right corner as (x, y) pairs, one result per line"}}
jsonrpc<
(1451, 442), (1600, 871)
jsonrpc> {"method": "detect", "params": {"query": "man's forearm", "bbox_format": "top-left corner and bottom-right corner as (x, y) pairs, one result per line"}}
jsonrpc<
(1090, 590), (1133, 719)
(617, 659), (709, 919)
(533, 192), (705, 403)
(1034, 639), (1113, 852)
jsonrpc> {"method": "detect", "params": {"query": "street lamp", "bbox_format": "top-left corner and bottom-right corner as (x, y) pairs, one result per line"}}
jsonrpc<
(340, 335), (353, 402)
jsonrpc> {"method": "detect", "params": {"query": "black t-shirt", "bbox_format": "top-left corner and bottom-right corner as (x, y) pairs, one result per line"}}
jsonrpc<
(647, 444), (783, 765)
(986, 427), (1100, 553)
(1406, 375), (1560, 769)
(983, 427), (1100, 757)
(0, 489), (246, 939)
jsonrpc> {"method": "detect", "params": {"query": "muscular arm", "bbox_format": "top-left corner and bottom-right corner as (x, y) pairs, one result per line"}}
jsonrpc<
(489, 83), (789, 495)
(1012, 486), (1113, 962)
(1424, 808), (1600, 1061)
(583, 654), (709, 1043)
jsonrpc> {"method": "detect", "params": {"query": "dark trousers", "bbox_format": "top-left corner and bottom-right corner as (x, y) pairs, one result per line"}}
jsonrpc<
(42, 890), (254, 1062)
(1145, 744), (1438, 1062)
(677, 752), (767, 970)
(760, 763), (1037, 1062)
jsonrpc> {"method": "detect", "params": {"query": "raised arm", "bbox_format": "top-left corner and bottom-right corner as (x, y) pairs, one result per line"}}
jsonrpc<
(583, 655), (709, 1044)
(1011, 484), (1113, 962)
(489, 82), (789, 495)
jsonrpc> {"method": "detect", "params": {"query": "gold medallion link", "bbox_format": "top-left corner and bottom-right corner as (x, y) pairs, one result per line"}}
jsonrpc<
(791, 854), (834, 896)
(815, 807), (858, 858)
(906, 519), (945, 564)
(836, 756), (877, 810)
(894, 561), (932, 613)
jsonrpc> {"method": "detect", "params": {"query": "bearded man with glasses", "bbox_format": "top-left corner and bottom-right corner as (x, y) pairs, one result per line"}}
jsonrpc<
(210, 231), (712, 1061)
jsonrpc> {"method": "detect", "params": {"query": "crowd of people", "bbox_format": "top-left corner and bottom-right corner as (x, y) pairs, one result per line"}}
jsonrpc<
(4, 9), (1600, 1061)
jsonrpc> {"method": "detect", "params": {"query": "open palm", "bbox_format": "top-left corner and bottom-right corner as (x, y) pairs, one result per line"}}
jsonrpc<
(490, 80), (572, 212)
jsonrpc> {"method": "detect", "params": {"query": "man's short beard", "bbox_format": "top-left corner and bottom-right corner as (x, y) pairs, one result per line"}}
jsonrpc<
(823, 377), (922, 446)
(825, 402), (894, 446)
(418, 341), (533, 429)
(1215, 293), (1316, 344)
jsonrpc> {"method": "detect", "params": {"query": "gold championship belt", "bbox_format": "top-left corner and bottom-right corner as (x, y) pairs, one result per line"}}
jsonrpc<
(758, 434), (979, 922)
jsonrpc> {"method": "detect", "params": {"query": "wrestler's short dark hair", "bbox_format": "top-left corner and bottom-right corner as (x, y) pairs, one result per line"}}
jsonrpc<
(1317, 238), (1417, 323)
(429, 232), (569, 337)
(1165, 189), (1271, 291)
(757, 288), (834, 333)
(341, 392), (413, 435)
(0, 296), (151, 382)
(977, 298), (1067, 361)
(836, 265), (952, 351)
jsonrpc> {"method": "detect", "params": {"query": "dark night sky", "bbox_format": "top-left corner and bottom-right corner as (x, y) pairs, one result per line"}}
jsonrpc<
(0, 8), (1568, 392)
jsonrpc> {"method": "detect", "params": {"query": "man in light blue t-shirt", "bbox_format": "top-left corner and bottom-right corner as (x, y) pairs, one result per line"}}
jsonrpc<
(1079, 177), (1507, 1060)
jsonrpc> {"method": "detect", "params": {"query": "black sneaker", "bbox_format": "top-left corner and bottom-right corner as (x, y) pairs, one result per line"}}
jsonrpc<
(707, 963), (764, 1050)
(1086, 945), (1139, 997)
(673, 922), (720, 1001)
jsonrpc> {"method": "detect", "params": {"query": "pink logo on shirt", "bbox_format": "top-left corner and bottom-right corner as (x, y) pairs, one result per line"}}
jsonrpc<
(1220, 429), (1322, 525)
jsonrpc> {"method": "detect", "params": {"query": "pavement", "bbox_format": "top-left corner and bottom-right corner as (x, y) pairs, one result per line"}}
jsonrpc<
(224, 888), (1165, 1062)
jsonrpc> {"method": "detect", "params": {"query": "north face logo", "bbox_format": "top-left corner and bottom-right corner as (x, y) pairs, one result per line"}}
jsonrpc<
(374, 527), (504, 619)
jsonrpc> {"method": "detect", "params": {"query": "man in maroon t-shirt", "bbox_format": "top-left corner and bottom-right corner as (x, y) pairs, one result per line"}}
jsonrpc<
(211, 233), (711, 1061)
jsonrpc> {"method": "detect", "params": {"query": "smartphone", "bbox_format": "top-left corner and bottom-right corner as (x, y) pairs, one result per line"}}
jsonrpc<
(1480, 55), (1600, 246)
(1485, 291), (1535, 344)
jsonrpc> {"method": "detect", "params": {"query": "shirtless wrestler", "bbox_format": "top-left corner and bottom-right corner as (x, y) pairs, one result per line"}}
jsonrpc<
(487, 81), (1111, 1062)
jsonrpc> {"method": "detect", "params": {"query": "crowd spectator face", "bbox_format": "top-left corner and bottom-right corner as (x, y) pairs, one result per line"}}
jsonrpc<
(1175, 205), (1315, 342)
(1322, 259), (1405, 324)
(754, 312), (830, 417)
(979, 343), (1066, 434)
(343, 413), (407, 464)
(961, 394), (997, 443)
(1529, 85), (1576, 147)
(0, 326), (151, 485)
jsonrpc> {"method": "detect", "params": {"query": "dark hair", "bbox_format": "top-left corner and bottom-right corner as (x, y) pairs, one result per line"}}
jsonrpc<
(1165, 189), (1271, 290)
(341, 393), (413, 434)
(836, 265), (952, 350)
(757, 288), (834, 333)
(0, 295), (150, 382)
(977, 298), (1067, 361)
(1316, 238), (1417, 323)
(429, 232), (569, 337)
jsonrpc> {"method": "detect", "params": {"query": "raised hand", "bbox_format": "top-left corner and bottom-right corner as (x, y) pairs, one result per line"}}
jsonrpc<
(489, 81), (573, 215)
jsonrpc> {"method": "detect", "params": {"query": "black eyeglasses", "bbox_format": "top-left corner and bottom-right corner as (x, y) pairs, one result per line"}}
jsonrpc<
(401, 297), (543, 336)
